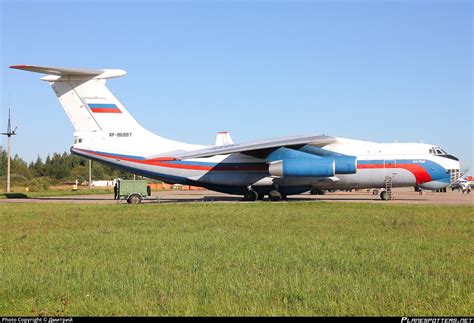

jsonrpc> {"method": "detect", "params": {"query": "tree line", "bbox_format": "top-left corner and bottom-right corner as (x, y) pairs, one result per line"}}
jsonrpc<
(0, 145), (133, 190)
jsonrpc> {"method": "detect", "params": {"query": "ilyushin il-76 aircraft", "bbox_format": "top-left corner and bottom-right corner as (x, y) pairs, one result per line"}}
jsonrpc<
(11, 65), (461, 201)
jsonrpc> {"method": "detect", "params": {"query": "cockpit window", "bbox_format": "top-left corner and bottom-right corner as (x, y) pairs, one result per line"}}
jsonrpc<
(430, 147), (447, 155)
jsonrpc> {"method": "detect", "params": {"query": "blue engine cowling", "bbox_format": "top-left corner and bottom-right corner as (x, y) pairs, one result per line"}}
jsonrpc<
(298, 145), (357, 174)
(268, 158), (335, 177)
(333, 156), (357, 174)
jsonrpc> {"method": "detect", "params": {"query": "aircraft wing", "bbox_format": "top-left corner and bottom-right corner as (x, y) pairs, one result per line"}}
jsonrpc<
(176, 134), (337, 159)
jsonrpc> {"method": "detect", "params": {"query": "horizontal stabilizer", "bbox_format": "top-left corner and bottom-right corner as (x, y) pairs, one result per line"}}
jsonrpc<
(10, 65), (126, 80)
(10, 65), (103, 76)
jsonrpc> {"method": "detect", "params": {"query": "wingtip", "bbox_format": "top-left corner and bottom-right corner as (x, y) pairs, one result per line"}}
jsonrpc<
(10, 65), (30, 69)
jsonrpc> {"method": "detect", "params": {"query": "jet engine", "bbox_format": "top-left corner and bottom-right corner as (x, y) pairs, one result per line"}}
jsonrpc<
(333, 156), (357, 174)
(268, 158), (335, 177)
(298, 145), (357, 174)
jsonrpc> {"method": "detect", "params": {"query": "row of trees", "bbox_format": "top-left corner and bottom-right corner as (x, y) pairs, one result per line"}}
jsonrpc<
(0, 145), (133, 190)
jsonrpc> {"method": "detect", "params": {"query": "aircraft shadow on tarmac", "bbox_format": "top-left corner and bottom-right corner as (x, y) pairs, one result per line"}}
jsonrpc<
(33, 197), (115, 201)
(2, 193), (28, 199)
(9, 194), (426, 203)
(153, 195), (427, 203)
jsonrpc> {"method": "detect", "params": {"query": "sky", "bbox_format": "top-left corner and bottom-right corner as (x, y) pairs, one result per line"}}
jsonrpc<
(1, 0), (472, 170)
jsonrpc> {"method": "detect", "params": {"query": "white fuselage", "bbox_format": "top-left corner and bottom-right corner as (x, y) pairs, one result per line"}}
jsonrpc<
(72, 136), (460, 196)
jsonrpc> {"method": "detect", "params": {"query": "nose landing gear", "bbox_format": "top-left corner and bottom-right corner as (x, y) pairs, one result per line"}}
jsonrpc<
(380, 190), (389, 200)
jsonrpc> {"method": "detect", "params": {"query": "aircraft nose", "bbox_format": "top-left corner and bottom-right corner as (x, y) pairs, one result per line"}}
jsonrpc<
(419, 157), (459, 190)
(439, 155), (461, 180)
(419, 177), (451, 190)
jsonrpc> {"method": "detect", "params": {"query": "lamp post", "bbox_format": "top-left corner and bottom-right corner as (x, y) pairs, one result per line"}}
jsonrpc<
(89, 160), (92, 190)
(1, 108), (18, 193)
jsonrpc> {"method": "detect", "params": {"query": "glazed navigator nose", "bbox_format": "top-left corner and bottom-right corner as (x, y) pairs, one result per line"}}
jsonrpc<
(419, 154), (461, 190)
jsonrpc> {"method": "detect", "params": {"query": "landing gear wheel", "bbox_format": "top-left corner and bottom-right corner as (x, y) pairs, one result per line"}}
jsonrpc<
(127, 194), (142, 204)
(380, 190), (389, 201)
(257, 193), (265, 200)
(269, 190), (282, 202)
(310, 188), (326, 195)
(243, 190), (259, 201)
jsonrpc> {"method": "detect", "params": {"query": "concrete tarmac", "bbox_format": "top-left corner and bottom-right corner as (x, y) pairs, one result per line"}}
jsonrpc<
(0, 187), (472, 205)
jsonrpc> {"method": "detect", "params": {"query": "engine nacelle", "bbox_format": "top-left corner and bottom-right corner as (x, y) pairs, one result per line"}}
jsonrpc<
(268, 158), (335, 177)
(298, 145), (357, 175)
(334, 156), (357, 174)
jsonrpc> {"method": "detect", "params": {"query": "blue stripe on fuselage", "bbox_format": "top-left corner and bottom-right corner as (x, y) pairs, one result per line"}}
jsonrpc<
(357, 159), (447, 182)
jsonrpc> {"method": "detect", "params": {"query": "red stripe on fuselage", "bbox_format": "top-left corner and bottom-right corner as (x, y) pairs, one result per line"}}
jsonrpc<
(74, 148), (267, 172)
(140, 159), (268, 171)
(357, 163), (432, 184)
(91, 108), (122, 113)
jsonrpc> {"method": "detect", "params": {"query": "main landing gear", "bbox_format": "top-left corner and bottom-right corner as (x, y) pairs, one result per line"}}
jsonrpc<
(243, 188), (286, 202)
(310, 188), (326, 195)
(243, 189), (259, 201)
(268, 190), (283, 202)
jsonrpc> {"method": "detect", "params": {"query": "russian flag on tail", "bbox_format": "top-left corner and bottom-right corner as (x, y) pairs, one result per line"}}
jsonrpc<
(88, 103), (122, 113)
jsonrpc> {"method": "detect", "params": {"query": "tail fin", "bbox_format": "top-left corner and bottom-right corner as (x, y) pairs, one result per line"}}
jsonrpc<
(10, 65), (204, 155)
(10, 65), (142, 133)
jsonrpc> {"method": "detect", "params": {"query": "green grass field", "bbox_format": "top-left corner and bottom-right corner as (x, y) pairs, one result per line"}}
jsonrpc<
(1, 202), (472, 316)
(0, 188), (113, 199)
